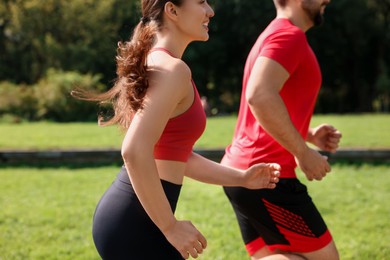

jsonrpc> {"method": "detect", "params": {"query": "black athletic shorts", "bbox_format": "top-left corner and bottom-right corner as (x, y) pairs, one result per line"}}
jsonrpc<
(92, 166), (183, 259)
(223, 178), (332, 255)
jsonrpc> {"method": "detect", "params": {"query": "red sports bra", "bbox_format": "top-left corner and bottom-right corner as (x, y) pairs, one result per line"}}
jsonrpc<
(152, 48), (206, 162)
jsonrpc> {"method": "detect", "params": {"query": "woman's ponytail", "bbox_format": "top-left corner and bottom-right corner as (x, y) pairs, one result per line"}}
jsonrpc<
(111, 20), (157, 128)
(72, 0), (184, 131)
(72, 20), (157, 131)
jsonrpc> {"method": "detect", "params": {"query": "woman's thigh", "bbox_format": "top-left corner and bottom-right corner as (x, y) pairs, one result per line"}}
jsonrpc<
(92, 177), (182, 259)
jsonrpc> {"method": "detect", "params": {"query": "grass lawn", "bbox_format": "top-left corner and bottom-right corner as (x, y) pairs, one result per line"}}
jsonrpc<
(0, 114), (390, 150)
(1, 113), (389, 259)
(0, 164), (389, 259)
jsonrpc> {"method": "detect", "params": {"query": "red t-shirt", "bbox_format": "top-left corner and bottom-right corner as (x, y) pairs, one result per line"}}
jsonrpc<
(221, 18), (322, 178)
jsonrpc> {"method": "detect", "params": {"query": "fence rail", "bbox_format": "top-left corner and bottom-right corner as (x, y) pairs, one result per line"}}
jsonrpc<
(1, 149), (389, 165)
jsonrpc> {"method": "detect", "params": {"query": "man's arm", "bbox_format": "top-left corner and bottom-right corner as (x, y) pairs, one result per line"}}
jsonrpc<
(246, 57), (330, 181)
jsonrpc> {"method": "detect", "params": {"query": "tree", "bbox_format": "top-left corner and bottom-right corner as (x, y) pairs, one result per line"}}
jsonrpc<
(0, 0), (389, 118)
(184, 0), (275, 113)
(305, 0), (389, 112)
(0, 0), (139, 85)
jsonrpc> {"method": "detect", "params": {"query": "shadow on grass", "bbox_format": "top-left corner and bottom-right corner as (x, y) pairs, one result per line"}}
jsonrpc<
(0, 160), (388, 170)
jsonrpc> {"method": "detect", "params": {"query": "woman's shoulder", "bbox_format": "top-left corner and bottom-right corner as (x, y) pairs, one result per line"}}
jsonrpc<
(168, 58), (192, 81)
(148, 53), (192, 85)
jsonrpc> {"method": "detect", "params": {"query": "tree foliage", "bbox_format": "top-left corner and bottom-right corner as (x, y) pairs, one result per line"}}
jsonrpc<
(309, 0), (390, 113)
(0, 0), (139, 84)
(0, 0), (389, 121)
(184, 0), (390, 113)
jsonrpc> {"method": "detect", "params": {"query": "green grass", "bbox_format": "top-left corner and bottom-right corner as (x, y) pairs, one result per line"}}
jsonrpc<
(0, 167), (112, 260)
(0, 122), (123, 150)
(309, 114), (390, 149)
(0, 114), (390, 150)
(0, 164), (389, 259)
(1, 114), (389, 259)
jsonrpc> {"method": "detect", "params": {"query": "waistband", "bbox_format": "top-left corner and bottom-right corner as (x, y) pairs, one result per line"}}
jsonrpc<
(116, 166), (182, 202)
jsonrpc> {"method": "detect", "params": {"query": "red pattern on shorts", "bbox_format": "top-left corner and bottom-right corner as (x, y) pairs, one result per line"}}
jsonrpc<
(244, 199), (333, 255)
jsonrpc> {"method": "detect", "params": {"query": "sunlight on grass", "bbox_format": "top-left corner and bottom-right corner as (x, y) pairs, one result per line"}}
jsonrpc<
(0, 122), (123, 150)
(0, 166), (116, 260)
(1, 114), (389, 150)
(1, 164), (388, 259)
(310, 114), (390, 149)
(178, 163), (390, 259)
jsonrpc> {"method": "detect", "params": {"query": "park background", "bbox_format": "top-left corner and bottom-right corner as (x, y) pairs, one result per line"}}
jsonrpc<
(0, 0), (389, 259)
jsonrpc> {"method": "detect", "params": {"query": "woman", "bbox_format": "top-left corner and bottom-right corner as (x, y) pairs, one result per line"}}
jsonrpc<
(73, 0), (280, 259)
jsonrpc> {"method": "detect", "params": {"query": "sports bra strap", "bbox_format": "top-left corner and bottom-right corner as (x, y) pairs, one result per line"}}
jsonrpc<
(150, 47), (175, 57)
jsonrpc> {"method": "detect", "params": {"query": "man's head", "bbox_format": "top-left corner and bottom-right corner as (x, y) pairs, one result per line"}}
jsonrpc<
(273, 0), (331, 28)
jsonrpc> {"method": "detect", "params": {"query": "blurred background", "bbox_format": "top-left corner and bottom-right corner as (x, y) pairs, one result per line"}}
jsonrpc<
(1, 1), (389, 259)
(0, 0), (389, 122)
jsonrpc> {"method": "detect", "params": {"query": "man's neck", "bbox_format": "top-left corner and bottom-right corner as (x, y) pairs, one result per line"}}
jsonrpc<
(276, 7), (313, 32)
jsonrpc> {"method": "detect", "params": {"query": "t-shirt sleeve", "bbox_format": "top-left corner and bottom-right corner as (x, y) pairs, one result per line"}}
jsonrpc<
(259, 29), (306, 75)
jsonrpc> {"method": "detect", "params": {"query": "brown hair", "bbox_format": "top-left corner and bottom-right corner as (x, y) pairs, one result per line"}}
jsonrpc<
(72, 0), (184, 130)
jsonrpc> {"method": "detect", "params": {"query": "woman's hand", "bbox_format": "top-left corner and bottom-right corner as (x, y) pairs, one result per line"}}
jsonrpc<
(163, 220), (207, 259)
(241, 163), (281, 189)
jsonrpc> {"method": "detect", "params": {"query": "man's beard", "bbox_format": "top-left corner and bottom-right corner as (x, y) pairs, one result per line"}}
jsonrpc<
(302, 1), (326, 27)
(313, 11), (324, 26)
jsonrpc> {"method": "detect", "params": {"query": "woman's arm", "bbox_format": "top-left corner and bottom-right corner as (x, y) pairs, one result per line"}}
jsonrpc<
(121, 66), (184, 233)
(121, 57), (206, 258)
(185, 152), (280, 189)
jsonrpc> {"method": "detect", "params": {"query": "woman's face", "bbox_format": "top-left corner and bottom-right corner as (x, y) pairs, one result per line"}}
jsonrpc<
(174, 0), (215, 42)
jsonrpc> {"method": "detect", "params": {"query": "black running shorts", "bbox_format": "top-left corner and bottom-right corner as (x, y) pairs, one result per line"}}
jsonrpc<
(92, 166), (183, 259)
(223, 178), (332, 255)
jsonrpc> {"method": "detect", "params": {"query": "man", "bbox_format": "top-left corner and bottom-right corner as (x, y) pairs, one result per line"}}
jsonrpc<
(221, 0), (342, 259)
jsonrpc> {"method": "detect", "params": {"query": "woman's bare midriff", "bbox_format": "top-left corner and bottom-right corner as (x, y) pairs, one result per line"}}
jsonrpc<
(155, 159), (186, 185)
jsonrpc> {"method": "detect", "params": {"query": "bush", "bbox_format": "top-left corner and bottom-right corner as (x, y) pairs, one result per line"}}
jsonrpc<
(0, 82), (38, 121)
(35, 69), (106, 121)
(0, 70), (106, 122)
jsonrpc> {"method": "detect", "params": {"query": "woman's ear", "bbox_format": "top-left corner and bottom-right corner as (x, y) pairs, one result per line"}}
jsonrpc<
(164, 2), (179, 21)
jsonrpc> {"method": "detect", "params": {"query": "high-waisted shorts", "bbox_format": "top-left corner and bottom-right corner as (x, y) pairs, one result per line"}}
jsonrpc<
(92, 166), (183, 259)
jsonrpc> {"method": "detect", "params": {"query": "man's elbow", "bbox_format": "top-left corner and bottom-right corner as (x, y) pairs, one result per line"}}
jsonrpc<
(246, 91), (267, 109)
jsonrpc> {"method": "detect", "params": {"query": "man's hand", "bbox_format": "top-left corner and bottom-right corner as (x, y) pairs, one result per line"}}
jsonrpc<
(295, 147), (331, 181)
(308, 124), (342, 153)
